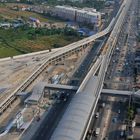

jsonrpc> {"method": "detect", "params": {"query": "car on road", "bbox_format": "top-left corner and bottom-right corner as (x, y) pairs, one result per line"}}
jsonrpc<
(120, 131), (125, 138)
(102, 102), (106, 108)
(95, 112), (99, 118)
(113, 59), (116, 63)
(118, 109), (121, 114)
(94, 128), (100, 136)
(112, 117), (117, 123)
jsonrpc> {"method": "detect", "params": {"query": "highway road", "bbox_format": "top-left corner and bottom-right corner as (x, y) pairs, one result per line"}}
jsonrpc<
(71, 38), (106, 86)
(86, 95), (127, 140)
(86, 0), (138, 139)
(103, 0), (120, 29)
(105, 2), (136, 90)
(106, 0), (138, 139)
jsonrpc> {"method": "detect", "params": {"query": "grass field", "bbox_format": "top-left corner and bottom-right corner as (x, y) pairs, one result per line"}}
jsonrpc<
(0, 27), (81, 58)
(0, 4), (82, 58)
(0, 47), (22, 58)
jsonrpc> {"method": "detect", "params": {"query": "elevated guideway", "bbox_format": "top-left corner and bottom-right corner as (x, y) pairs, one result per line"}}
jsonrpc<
(102, 89), (132, 96)
(50, 0), (132, 140)
(0, 15), (114, 115)
(45, 84), (78, 91)
(101, 89), (140, 98)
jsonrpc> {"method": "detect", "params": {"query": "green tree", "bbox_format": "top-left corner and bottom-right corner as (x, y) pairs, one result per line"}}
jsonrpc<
(127, 107), (134, 120)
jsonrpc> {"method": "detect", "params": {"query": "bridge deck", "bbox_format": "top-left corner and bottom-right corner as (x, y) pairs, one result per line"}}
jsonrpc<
(102, 89), (132, 96)
(46, 84), (78, 91)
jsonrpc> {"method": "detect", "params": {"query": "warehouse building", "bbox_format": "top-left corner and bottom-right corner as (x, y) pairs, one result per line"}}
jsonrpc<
(53, 6), (101, 27)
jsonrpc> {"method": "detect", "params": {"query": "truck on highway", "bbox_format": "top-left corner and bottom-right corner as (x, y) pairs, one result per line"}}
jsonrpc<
(94, 128), (100, 136)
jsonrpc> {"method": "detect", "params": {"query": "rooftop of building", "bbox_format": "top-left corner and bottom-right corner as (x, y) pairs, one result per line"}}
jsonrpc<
(55, 5), (101, 16)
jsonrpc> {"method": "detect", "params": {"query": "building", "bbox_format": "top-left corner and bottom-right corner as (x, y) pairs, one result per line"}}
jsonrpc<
(53, 6), (101, 27)
(53, 6), (76, 21)
(76, 8), (101, 27)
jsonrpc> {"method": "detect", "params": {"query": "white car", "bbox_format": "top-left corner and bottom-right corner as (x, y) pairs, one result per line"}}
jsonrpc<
(95, 112), (99, 118)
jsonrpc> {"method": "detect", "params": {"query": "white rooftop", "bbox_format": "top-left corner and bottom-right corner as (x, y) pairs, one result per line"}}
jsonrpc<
(55, 5), (101, 16)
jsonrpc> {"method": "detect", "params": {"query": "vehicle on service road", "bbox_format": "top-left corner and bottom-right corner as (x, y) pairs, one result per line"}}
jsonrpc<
(95, 112), (99, 118)
(94, 128), (100, 136)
